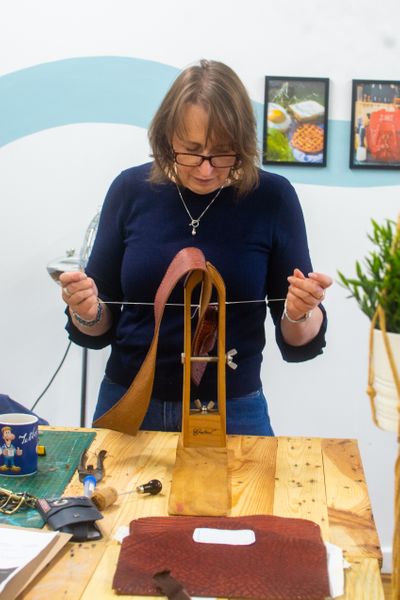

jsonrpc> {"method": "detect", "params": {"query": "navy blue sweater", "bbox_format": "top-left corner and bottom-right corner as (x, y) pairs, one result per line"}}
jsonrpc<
(66, 163), (326, 402)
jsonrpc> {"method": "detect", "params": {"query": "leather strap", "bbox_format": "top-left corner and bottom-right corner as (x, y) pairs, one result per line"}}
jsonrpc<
(93, 247), (216, 435)
(153, 570), (191, 600)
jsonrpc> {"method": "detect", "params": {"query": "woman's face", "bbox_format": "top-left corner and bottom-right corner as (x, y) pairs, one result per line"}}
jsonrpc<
(172, 104), (233, 195)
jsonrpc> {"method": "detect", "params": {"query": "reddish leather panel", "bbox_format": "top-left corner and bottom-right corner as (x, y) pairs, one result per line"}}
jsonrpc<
(113, 515), (330, 599)
(191, 305), (218, 387)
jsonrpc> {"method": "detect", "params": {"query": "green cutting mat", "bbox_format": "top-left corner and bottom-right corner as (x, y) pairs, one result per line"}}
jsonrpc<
(0, 430), (96, 528)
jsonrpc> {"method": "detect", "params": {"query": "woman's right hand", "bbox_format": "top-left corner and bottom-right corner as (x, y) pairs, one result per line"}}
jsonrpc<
(59, 271), (99, 322)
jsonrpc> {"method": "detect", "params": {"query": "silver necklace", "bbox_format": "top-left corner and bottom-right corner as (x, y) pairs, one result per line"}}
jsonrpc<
(176, 183), (224, 236)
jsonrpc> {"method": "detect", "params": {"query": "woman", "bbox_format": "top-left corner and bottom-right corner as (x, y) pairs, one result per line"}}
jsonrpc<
(60, 59), (332, 435)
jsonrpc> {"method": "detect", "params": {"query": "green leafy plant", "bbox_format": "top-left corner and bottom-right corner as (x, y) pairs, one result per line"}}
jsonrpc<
(337, 218), (400, 334)
(265, 129), (294, 162)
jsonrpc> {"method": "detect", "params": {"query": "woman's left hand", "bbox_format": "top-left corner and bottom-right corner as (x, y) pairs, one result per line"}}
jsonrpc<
(285, 268), (333, 321)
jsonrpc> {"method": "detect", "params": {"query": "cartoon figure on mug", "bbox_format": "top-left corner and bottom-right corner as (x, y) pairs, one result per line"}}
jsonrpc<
(0, 426), (23, 472)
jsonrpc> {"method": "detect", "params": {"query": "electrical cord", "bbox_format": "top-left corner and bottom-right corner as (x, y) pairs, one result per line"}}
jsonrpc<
(30, 341), (72, 411)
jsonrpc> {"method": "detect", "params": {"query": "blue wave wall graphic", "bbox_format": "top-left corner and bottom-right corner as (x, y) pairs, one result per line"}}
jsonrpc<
(0, 56), (399, 187)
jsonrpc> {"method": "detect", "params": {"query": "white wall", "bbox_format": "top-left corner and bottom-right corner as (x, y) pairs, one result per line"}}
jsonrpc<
(1, 0), (399, 571)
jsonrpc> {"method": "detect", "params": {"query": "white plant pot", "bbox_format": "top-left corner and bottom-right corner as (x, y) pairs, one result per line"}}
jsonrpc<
(372, 328), (400, 432)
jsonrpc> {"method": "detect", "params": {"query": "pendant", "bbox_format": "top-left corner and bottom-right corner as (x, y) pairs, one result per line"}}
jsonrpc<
(190, 219), (199, 236)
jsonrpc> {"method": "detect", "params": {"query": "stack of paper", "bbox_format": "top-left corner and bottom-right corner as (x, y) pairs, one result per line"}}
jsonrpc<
(0, 525), (71, 600)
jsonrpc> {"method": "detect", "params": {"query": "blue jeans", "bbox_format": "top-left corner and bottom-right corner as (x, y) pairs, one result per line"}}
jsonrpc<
(94, 377), (274, 436)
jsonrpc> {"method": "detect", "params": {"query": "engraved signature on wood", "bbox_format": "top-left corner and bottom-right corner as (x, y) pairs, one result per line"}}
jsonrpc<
(192, 428), (218, 436)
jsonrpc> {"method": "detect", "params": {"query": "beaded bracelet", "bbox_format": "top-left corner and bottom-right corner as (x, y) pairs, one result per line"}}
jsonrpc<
(72, 301), (103, 327)
(281, 299), (312, 324)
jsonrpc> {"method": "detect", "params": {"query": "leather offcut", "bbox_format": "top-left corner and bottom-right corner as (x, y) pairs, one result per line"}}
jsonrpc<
(112, 515), (330, 599)
(153, 570), (191, 600)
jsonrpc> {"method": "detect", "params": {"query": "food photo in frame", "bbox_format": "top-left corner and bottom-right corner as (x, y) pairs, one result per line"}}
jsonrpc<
(350, 79), (400, 169)
(263, 76), (329, 167)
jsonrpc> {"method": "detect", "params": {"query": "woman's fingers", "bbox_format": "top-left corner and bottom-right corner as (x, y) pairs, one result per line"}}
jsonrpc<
(287, 276), (324, 303)
(59, 270), (86, 286)
(308, 271), (334, 290)
(59, 271), (99, 319)
(71, 295), (100, 321)
(63, 277), (93, 297)
(288, 270), (333, 302)
(68, 286), (96, 306)
(285, 269), (333, 320)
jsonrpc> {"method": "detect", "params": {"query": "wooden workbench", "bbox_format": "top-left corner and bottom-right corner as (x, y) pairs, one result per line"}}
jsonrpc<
(21, 428), (384, 599)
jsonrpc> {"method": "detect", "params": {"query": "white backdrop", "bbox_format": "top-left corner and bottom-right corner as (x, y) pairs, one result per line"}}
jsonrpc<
(0, 0), (399, 571)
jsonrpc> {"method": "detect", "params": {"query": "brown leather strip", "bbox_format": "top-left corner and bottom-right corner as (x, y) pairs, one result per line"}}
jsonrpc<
(191, 305), (218, 386)
(153, 570), (192, 600)
(93, 247), (214, 435)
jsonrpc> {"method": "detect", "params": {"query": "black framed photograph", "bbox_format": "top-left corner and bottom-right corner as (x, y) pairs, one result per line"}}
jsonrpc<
(263, 76), (329, 167)
(350, 79), (400, 169)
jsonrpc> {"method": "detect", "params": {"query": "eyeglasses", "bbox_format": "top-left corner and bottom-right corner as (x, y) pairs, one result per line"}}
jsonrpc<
(173, 151), (240, 168)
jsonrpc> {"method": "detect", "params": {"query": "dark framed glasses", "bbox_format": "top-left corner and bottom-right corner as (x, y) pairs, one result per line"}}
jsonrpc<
(173, 151), (240, 168)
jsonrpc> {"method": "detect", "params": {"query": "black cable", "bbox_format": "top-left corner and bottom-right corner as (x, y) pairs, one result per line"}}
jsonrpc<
(30, 341), (72, 411)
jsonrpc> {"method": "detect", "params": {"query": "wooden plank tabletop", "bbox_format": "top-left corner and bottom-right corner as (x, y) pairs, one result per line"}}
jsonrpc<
(20, 428), (384, 600)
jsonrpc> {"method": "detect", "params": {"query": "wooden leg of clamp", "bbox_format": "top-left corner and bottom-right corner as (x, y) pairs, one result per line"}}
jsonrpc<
(168, 437), (229, 516)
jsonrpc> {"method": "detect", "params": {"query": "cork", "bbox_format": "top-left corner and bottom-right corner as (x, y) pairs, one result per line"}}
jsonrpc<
(92, 486), (119, 511)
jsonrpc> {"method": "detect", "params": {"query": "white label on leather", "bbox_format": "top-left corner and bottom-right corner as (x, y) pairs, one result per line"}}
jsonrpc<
(193, 528), (256, 545)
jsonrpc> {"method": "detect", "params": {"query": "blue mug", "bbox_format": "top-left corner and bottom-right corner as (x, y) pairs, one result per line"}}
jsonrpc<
(0, 413), (39, 476)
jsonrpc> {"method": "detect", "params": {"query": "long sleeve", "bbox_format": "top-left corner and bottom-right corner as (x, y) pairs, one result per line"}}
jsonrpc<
(65, 172), (127, 349)
(265, 177), (327, 361)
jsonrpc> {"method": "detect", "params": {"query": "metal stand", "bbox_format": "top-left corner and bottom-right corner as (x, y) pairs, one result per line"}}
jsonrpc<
(80, 348), (88, 427)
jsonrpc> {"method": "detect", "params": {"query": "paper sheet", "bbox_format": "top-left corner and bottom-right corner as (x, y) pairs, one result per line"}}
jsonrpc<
(325, 541), (349, 598)
(0, 527), (59, 590)
(193, 527), (256, 545)
(0, 525), (71, 600)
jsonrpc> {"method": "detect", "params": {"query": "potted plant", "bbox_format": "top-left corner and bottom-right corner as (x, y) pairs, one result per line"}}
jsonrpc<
(338, 216), (400, 432)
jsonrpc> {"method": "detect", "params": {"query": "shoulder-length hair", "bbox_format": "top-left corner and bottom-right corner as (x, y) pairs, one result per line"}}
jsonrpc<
(148, 59), (260, 196)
